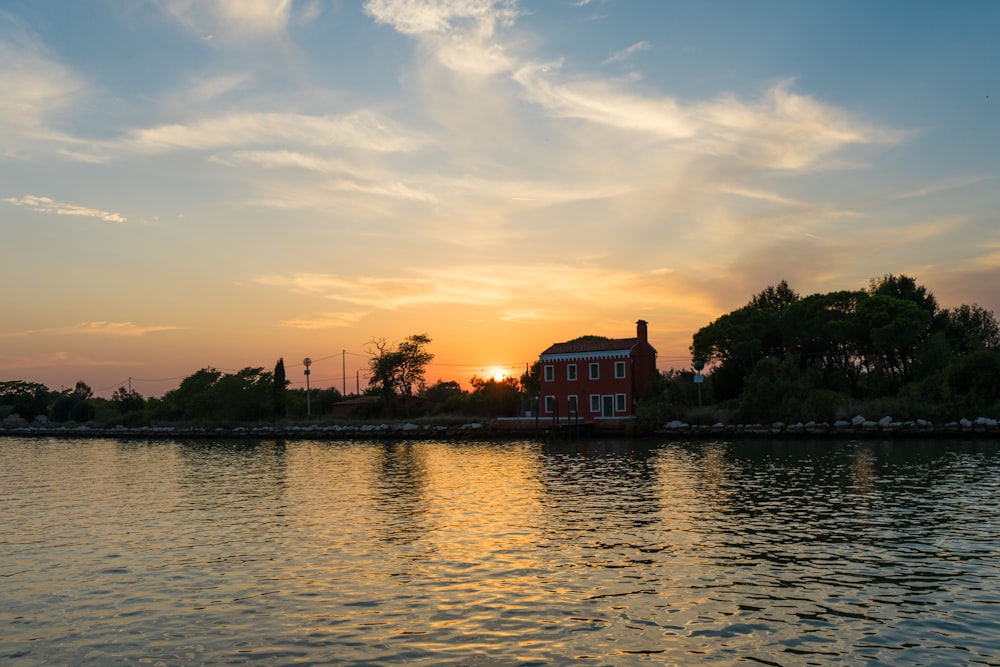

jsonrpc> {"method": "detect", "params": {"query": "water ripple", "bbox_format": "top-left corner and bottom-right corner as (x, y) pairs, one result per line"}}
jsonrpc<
(1, 437), (998, 665)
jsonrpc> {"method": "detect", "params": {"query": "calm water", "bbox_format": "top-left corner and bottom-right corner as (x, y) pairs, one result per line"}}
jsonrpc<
(1, 437), (998, 666)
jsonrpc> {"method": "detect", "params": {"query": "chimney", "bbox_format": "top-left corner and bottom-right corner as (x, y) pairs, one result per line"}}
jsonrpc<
(636, 319), (648, 343)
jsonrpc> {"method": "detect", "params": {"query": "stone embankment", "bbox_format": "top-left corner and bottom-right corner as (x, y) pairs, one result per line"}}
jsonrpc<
(0, 422), (502, 441)
(659, 415), (1000, 438)
(3, 415), (999, 440)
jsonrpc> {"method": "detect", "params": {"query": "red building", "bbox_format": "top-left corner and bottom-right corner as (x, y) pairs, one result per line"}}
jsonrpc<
(538, 320), (658, 423)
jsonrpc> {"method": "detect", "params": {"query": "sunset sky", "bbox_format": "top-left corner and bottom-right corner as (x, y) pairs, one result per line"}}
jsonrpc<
(3, 1), (998, 397)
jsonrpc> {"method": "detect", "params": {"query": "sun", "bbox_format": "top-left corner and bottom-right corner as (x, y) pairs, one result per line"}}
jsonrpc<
(489, 367), (508, 382)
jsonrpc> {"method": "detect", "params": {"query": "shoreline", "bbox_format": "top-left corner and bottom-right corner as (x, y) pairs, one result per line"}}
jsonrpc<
(2, 414), (1000, 441)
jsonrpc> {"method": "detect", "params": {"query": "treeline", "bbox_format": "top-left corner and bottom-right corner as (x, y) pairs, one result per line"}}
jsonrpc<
(0, 364), (341, 427)
(640, 274), (1000, 425)
(0, 359), (540, 427)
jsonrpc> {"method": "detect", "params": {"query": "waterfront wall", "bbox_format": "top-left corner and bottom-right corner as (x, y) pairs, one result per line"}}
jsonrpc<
(2, 413), (1000, 440)
(659, 415), (1000, 438)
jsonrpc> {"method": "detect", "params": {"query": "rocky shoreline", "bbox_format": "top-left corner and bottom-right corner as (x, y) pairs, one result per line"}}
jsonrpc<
(659, 415), (1000, 438)
(2, 414), (1000, 440)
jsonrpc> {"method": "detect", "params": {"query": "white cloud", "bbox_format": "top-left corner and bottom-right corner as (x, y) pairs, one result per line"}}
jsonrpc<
(0, 28), (86, 152)
(120, 110), (426, 154)
(3, 195), (127, 223)
(364, 0), (517, 37)
(603, 40), (650, 65)
(162, 0), (293, 40)
(368, 2), (895, 173)
(365, 0), (518, 76)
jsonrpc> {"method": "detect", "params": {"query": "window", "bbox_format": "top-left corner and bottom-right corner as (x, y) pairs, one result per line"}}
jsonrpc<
(544, 395), (555, 413)
(589, 362), (599, 380)
(567, 395), (578, 413)
(590, 395), (601, 413)
(543, 365), (554, 382)
(614, 361), (626, 378)
(615, 393), (627, 412)
(567, 364), (577, 381)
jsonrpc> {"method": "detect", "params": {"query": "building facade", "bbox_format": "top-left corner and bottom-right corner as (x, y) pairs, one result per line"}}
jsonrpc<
(538, 320), (658, 422)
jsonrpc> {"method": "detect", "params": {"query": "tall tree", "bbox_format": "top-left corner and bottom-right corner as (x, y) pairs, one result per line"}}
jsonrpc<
(396, 334), (434, 398)
(366, 334), (435, 412)
(690, 282), (800, 398)
(273, 358), (287, 418)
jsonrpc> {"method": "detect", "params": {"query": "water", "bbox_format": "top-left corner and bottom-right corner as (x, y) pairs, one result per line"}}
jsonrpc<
(1, 437), (998, 666)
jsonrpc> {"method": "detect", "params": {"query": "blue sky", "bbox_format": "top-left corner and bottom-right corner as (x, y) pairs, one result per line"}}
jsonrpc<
(2, 0), (998, 395)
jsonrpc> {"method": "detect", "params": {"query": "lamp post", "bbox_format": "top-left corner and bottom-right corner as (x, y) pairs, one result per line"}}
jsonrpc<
(693, 359), (705, 407)
(303, 357), (312, 418)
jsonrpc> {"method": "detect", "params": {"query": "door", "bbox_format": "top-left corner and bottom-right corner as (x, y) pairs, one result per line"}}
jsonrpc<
(602, 395), (614, 417)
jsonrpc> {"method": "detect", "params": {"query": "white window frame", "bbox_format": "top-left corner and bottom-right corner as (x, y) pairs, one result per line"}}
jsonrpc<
(615, 393), (627, 412)
(567, 363), (577, 381)
(543, 364), (554, 382)
(589, 362), (600, 380)
(544, 395), (555, 413)
(567, 395), (578, 414)
(589, 394), (601, 413)
(614, 360), (627, 379)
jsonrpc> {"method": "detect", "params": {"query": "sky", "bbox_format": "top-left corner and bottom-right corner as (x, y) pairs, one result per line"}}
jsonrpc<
(2, 0), (999, 397)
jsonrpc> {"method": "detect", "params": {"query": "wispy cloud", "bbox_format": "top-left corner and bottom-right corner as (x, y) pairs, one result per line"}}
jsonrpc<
(364, 1), (896, 173)
(278, 311), (370, 330)
(604, 40), (650, 65)
(0, 26), (86, 153)
(120, 111), (425, 154)
(891, 174), (992, 202)
(3, 195), (127, 223)
(256, 263), (713, 316)
(0, 351), (133, 370)
(512, 70), (894, 169)
(7, 322), (185, 337)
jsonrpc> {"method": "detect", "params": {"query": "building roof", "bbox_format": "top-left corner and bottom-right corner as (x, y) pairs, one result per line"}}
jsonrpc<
(540, 337), (638, 356)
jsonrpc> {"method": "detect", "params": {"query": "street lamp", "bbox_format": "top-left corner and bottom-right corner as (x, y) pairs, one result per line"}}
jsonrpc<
(693, 359), (705, 407)
(303, 357), (312, 418)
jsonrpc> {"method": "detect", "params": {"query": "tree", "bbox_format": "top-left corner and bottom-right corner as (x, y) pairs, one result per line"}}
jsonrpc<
(72, 381), (94, 400)
(366, 334), (435, 414)
(944, 304), (1000, 355)
(469, 375), (522, 417)
(111, 387), (145, 414)
(51, 381), (96, 422)
(273, 358), (288, 418)
(396, 334), (434, 398)
(519, 361), (541, 399)
(690, 299), (786, 399)
(0, 380), (50, 421)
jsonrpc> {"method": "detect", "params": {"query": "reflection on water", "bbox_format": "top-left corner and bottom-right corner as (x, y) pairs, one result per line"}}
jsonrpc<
(1, 437), (997, 665)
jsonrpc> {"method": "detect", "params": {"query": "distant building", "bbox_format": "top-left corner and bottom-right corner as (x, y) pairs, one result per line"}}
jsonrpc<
(538, 320), (658, 423)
